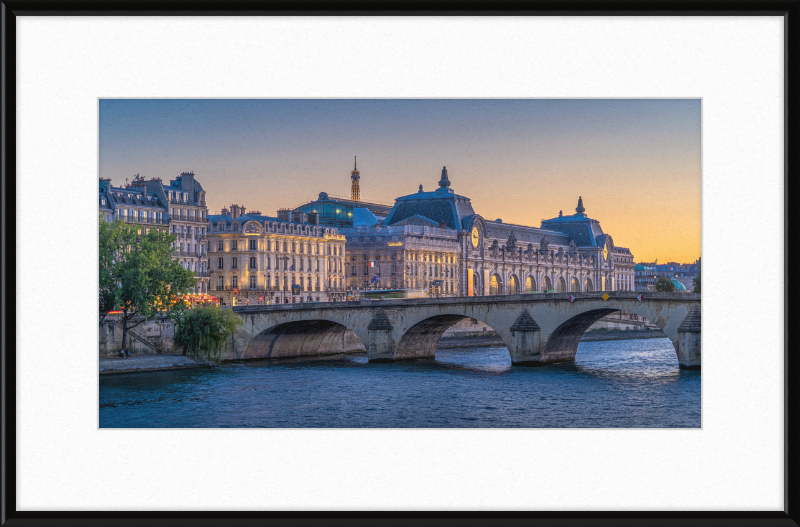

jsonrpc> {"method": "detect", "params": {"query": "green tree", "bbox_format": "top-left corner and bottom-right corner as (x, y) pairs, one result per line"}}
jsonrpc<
(655, 276), (675, 292)
(173, 306), (243, 364)
(692, 258), (701, 293)
(99, 216), (196, 350)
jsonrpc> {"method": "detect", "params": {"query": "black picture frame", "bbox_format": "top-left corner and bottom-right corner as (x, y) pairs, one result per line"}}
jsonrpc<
(2, 1), (797, 525)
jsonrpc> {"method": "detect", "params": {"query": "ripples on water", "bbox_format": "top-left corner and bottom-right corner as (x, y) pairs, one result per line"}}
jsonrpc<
(99, 338), (700, 428)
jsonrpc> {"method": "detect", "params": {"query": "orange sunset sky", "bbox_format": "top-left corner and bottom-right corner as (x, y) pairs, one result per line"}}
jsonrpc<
(99, 99), (701, 263)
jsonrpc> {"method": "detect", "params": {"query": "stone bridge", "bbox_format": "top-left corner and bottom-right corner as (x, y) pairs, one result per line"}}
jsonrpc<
(230, 292), (701, 369)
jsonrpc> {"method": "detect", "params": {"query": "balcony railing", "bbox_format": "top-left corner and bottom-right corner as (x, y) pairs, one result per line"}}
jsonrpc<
(212, 286), (326, 293)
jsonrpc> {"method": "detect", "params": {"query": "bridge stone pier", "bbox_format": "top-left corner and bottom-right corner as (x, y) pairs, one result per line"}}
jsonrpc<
(230, 292), (701, 370)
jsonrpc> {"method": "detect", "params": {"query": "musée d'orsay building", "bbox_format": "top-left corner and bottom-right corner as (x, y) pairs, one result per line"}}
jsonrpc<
(292, 163), (635, 296)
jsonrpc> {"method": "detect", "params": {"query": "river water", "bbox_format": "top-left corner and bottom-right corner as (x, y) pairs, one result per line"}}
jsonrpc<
(99, 338), (700, 428)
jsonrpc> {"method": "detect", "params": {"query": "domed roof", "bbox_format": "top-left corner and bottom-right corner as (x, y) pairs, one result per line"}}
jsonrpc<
(671, 278), (687, 290)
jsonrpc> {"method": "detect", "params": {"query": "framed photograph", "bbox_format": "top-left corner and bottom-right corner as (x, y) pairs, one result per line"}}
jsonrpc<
(3, 1), (796, 525)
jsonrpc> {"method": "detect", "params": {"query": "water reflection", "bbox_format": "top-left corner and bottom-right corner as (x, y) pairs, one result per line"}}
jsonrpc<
(100, 338), (700, 428)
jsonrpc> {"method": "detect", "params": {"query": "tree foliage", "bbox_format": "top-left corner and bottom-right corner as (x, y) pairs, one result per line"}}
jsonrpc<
(99, 216), (197, 348)
(173, 307), (243, 364)
(655, 276), (676, 292)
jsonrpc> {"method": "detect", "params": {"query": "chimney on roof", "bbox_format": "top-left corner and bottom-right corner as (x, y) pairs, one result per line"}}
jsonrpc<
(277, 209), (291, 222)
(292, 211), (306, 223)
(129, 174), (147, 195)
(221, 207), (229, 216)
(180, 171), (195, 201)
(230, 204), (246, 219)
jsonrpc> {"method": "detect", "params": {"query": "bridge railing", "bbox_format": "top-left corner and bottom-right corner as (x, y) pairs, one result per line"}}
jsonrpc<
(231, 291), (700, 313)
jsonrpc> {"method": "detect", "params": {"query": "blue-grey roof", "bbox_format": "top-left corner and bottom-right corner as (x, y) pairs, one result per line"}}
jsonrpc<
(383, 186), (475, 230)
(209, 213), (285, 224)
(539, 197), (609, 247)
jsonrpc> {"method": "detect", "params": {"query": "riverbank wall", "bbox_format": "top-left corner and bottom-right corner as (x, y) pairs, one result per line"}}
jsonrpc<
(99, 315), (174, 357)
(100, 354), (214, 374)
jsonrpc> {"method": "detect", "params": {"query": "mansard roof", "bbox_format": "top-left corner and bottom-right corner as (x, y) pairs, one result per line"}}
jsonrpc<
(209, 213), (285, 224)
(540, 197), (606, 247)
(482, 221), (572, 247)
(168, 174), (204, 192)
(383, 168), (476, 230)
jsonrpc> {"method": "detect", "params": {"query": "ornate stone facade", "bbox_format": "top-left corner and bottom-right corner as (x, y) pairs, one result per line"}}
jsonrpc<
(207, 205), (346, 306)
(340, 225), (460, 294)
(381, 167), (635, 296)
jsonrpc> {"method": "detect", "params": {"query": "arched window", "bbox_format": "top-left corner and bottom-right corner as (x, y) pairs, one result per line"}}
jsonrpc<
(584, 278), (593, 292)
(508, 275), (519, 295)
(489, 274), (502, 295)
(541, 276), (552, 292)
(556, 277), (566, 293)
(571, 278), (580, 292)
(525, 276), (536, 293)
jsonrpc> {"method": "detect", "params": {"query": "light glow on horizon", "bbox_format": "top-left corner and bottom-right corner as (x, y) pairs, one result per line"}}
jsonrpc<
(99, 99), (701, 263)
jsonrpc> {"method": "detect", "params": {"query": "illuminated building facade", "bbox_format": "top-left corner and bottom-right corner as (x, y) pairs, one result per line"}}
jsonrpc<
(207, 205), (346, 305)
(380, 167), (635, 296)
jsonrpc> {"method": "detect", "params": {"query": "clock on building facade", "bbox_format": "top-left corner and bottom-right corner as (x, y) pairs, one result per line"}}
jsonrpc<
(471, 226), (480, 248)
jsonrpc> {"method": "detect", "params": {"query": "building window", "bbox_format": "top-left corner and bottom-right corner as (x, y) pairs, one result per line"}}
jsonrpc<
(217, 276), (223, 289)
(232, 257), (238, 269)
(249, 239), (256, 250)
(250, 276), (257, 288)
(232, 276), (238, 288)
(218, 240), (223, 250)
(218, 257), (224, 269)
(249, 257), (256, 269)
(232, 240), (238, 250)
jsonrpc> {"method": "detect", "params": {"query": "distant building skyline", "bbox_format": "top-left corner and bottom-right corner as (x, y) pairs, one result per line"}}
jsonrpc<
(99, 99), (701, 262)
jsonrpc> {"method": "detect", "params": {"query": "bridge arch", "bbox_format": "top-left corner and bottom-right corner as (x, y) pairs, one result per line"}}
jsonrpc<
(240, 319), (366, 360)
(392, 313), (510, 362)
(540, 306), (675, 365)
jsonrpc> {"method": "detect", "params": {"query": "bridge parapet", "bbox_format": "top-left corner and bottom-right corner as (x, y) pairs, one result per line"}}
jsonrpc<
(232, 291), (699, 314)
